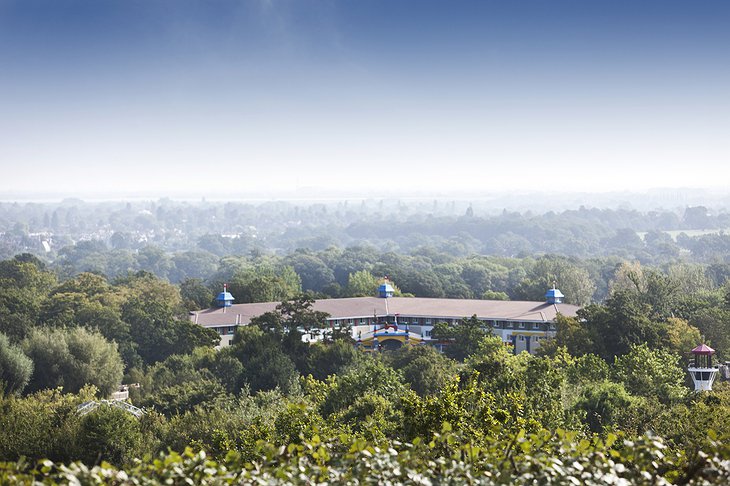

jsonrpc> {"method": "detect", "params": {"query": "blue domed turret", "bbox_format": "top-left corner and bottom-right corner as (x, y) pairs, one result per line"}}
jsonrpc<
(378, 280), (395, 298)
(545, 285), (564, 304)
(216, 284), (235, 307)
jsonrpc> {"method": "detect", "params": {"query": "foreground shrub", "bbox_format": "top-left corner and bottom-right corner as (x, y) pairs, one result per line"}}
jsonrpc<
(5, 427), (730, 485)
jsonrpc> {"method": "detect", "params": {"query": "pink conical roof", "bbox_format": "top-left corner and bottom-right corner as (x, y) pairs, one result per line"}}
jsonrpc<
(691, 344), (715, 355)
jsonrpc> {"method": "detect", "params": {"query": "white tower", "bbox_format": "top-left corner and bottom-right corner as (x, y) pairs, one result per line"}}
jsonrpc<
(688, 344), (719, 392)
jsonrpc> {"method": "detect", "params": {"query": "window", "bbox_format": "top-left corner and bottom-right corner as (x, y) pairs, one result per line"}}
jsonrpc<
(228, 326), (235, 335)
(519, 322), (525, 329)
(425, 330), (432, 337)
(360, 318), (366, 325)
(519, 335), (525, 341)
(425, 319), (432, 325)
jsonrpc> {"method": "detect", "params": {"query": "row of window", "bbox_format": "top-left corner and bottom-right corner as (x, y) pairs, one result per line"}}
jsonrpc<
(508, 335), (543, 342)
(214, 327), (236, 335)
(214, 321), (555, 335)
(327, 317), (554, 331)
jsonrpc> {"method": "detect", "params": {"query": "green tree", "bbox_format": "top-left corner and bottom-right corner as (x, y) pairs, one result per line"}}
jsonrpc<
(691, 308), (730, 359)
(145, 379), (229, 416)
(523, 352), (572, 429)
(612, 343), (687, 404)
(482, 290), (509, 300)
(179, 277), (214, 310)
(387, 345), (457, 397)
(74, 405), (144, 467)
(345, 270), (380, 297)
(285, 252), (335, 293)
(306, 339), (361, 380)
(0, 255), (57, 342)
(431, 315), (493, 361)
(0, 332), (33, 395)
(663, 317), (702, 357)
(230, 326), (299, 394)
(169, 250), (219, 283)
(580, 291), (665, 360)
(119, 272), (218, 364)
(466, 335), (527, 395)
(573, 381), (643, 434)
(222, 263), (302, 304)
(550, 314), (595, 357)
(23, 327), (124, 396)
(0, 387), (91, 462)
(321, 356), (406, 417)
(514, 256), (596, 306)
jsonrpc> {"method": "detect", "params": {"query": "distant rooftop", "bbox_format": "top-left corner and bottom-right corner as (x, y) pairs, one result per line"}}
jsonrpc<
(191, 296), (580, 327)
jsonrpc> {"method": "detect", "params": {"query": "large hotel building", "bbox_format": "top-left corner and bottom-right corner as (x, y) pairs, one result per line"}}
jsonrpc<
(191, 282), (579, 354)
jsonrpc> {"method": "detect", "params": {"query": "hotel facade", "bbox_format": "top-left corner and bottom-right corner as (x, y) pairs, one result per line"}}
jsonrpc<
(190, 284), (579, 354)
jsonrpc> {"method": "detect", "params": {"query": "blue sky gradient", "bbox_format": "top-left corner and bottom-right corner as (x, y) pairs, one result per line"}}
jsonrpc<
(1, 0), (728, 196)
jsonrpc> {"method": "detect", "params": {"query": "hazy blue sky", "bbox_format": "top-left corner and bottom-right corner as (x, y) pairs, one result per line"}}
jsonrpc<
(1, 0), (728, 197)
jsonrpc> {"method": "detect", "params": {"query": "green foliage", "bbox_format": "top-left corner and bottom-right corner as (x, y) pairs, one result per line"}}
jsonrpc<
(551, 313), (595, 356)
(179, 277), (214, 310)
(663, 317), (703, 356)
(250, 295), (330, 340)
(514, 255), (596, 306)
(274, 401), (327, 444)
(23, 327), (123, 396)
(612, 343), (688, 404)
(0, 256), (57, 342)
(572, 381), (644, 434)
(0, 387), (93, 462)
(159, 391), (286, 458)
(691, 307), (730, 360)
(566, 353), (610, 385)
(345, 270), (380, 297)
(10, 428), (730, 485)
(321, 356), (406, 417)
(230, 326), (300, 395)
(0, 332), (33, 395)
(306, 340), (361, 381)
(432, 314), (494, 361)
(119, 272), (219, 365)
(466, 336), (527, 394)
(73, 405), (144, 467)
(523, 353), (571, 430)
(220, 262), (302, 304)
(482, 290), (509, 300)
(145, 379), (230, 416)
(387, 345), (457, 397)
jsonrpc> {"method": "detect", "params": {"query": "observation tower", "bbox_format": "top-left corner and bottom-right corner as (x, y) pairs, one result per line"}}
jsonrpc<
(688, 344), (719, 392)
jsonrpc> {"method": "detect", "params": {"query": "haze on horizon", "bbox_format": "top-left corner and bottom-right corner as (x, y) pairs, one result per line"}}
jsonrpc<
(1, 0), (728, 197)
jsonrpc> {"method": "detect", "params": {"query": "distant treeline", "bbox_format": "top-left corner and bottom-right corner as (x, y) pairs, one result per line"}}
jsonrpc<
(1, 200), (729, 264)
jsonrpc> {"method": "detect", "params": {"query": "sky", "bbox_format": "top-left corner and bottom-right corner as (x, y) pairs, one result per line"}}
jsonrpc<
(0, 0), (729, 198)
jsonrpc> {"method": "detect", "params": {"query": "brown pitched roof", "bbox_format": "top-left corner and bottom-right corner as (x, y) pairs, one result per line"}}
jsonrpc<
(190, 296), (579, 328)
